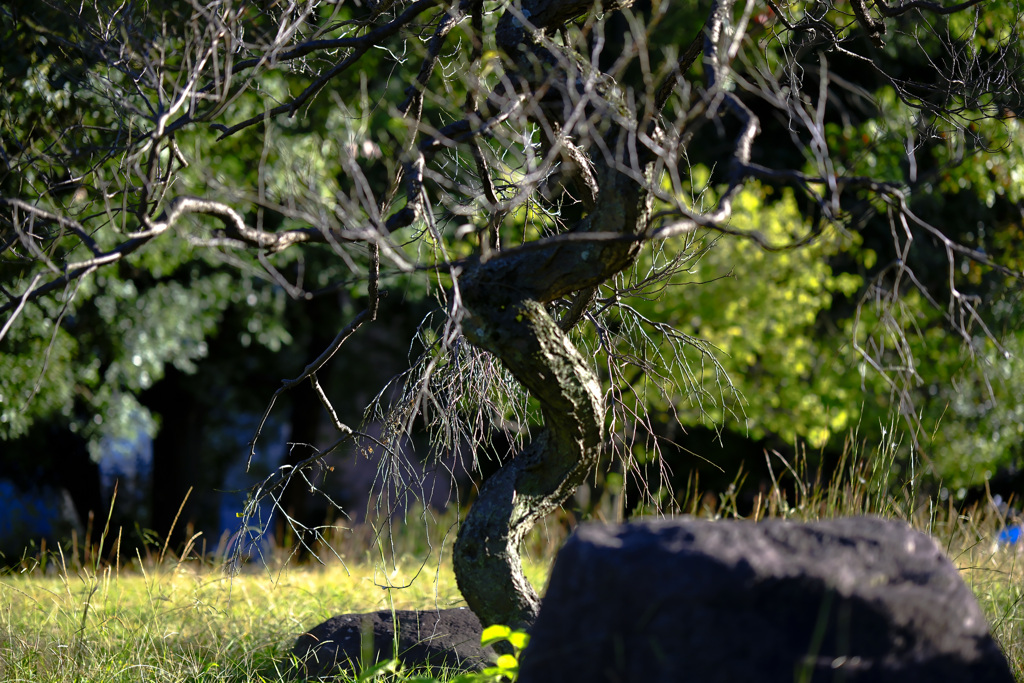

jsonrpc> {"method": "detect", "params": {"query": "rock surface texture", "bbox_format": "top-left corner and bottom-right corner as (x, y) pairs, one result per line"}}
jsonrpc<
(517, 516), (1013, 683)
(294, 607), (494, 678)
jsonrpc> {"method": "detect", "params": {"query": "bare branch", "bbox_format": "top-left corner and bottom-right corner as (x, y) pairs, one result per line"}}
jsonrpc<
(0, 274), (43, 344)
(875, 0), (986, 17)
(248, 308), (371, 468)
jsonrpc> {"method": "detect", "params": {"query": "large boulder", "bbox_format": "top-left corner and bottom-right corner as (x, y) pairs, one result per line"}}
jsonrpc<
(518, 516), (1013, 683)
(293, 607), (494, 678)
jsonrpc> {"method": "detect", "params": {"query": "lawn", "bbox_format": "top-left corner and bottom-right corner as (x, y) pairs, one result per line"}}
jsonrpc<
(0, 522), (554, 682)
(2, 450), (1023, 682)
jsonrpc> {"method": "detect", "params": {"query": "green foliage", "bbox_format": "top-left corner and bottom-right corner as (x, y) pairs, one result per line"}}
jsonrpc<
(602, 138), (1024, 490)
(684, 188), (867, 447)
(622, 173), (876, 449)
(3, 0), (1023, 508)
(0, 247), (297, 456)
(473, 625), (530, 682)
(631, 1), (1024, 483)
(922, 331), (1024, 490)
(0, 0), (416, 463)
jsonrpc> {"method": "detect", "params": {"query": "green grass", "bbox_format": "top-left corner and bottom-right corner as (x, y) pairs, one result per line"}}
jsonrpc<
(0, 531), (550, 682)
(2, 441), (1023, 681)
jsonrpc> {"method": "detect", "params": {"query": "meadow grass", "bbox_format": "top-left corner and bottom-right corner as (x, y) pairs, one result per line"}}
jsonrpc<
(0, 524), (550, 682)
(2, 441), (1023, 682)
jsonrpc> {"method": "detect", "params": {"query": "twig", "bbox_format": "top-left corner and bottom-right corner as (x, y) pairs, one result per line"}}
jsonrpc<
(248, 308), (371, 468)
(0, 274), (43, 344)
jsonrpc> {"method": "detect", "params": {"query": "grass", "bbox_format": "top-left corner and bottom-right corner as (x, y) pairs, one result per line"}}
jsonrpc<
(2, 440), (1023, 681)
(0, 558), (468, 681)
(0, 524), (551, 682)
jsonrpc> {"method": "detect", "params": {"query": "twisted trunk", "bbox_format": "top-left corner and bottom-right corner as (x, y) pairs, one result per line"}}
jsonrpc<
(453, 25), (655, 621)
(454, 299), (604, 629)
(449, 0), (664, 630)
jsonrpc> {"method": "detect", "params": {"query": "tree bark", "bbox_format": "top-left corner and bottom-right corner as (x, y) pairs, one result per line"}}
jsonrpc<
(453, 0), (654, 621)
(453, 298), (605, 629)
(454, 191), (651, 628)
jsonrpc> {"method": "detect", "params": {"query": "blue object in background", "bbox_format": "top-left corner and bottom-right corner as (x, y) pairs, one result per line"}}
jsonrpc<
(0, 479), (81, 558)
(0, 480), (59, 538)
(997, 525), (1023, 545)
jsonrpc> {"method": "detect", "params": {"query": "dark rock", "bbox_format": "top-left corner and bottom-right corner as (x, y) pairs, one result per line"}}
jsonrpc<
(518, 516), (1013, 683)
(294, 607), (495, 678)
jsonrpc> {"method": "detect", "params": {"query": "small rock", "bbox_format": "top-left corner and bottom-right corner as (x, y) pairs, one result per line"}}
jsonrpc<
(294, 607), (494, 678)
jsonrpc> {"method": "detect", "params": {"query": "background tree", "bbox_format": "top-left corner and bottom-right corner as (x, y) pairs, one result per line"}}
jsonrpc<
(2, 0), (1023, 630)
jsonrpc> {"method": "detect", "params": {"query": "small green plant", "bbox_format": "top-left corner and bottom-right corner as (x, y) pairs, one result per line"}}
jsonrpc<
(475, 625), (530, 682)
(357, 657), (401, 681)
(404, 624), (530, 683)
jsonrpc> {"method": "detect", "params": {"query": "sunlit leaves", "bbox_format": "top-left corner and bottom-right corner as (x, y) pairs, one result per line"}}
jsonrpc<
(0, 308), (77, 439)
(662, 182), (870, 447)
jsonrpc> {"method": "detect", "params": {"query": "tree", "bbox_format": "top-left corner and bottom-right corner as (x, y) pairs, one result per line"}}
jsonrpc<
(2, 0), (1022, 630)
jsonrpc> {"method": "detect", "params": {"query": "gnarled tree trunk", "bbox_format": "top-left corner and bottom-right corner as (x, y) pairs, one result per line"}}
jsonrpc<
(453, 0), (656, 629)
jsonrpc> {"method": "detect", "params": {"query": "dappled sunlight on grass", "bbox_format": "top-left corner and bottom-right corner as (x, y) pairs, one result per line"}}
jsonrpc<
(0, 555), (470, 682)
(2, 441), (1023, 682)
(950, 527), (1024, 681)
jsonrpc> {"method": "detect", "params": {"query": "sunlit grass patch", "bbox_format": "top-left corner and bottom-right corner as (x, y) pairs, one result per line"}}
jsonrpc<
(2, 438), (1023, 682)
(949, 521), (1024, 682)
(0, 556), (461, 682)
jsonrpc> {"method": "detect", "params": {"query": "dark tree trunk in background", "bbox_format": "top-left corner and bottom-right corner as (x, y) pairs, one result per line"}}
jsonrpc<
(3, 426), (103, 546)
(145, 367), (211, 546)
(277, 381), (331, 550)
(48, 428), (104, 538)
